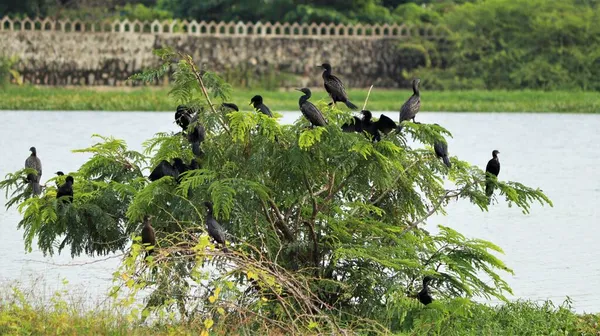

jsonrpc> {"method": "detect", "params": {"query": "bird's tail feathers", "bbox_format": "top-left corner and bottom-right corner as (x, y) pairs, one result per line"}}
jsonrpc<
(345, 100), (358, 110)
(442, 156), (452, 168)
(191, 142), (203, 157)
(31, 181), (41, 195)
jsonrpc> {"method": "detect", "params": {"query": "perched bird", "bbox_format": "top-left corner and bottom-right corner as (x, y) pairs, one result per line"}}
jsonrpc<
(187, 116), (206, 157)
(319, 63), (358, 109)
(24, 147), (42, 195)
(175, 105), (192, 131)
(296, 88), (328, 127)
(344, 111), (397, 142)
(417, 276), (434, 305)
(221, 102), (239, 112)
(434, 139), (451, 168)
(485, 150), (501, 198)
(56, 175), (74, 203)
(398, 79), (422, 131)
(141, 215), (157, 258)
(204, 201), (228, 252)
(148, 160), (179, 181)
(249, 95), (273, 117)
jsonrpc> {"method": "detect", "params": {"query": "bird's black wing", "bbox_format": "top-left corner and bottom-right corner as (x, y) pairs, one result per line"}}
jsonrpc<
(324, 75), (348, 101)
(434, 140), (448, 158)
(434, 140), (451, 168)
(400, 95), (421, 122)
(300, 101), (328, 126)
(207, 218), (227, 245)
(375, 114), (397, 135)
(258, 103), (273, 117)
(149, 160), (177, 181)
(341, 116), (363, 133)
(222, 102), (239, 111)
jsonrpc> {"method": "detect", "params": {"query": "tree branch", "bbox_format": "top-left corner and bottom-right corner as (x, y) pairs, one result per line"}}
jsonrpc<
(267, 199), (294, 242)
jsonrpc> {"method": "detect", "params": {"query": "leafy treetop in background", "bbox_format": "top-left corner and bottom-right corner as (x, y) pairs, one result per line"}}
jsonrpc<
(0, 47), (552, 334)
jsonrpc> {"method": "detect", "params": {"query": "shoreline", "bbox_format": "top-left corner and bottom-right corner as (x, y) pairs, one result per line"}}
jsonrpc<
(1, 85), (599, 113)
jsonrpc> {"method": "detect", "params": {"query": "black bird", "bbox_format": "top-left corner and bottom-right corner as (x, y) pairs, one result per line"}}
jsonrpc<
(56, 175), (74, 203)
(347, 110), (397, 142)
(417, 276), (434, 305)
(398, 79), (422, 131)
(141, 215), (156, 258)
(434, 140), (451, 168)
(221, 102), (239, 112)
(296, 88), (328, 127)
(204, 201), (228, 252)
(175, 105), (192, 131)
(148, 160), (179, 181)
(485, 150), (501, 198)
(25, 146), (42, 195)
(187, 115), (206, 157)
(249, 95), (273, 117)
(319, 63), (358, 109)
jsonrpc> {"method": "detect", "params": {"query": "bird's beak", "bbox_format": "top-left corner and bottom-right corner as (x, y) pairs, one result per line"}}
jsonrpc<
(316, 65), (322, 68)
(295, 88), (302, 92)
(248, 102), (253, 106)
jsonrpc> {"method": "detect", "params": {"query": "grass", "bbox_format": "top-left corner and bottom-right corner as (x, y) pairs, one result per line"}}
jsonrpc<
(1, 85), (600, 113)
(1, 280), (599, 335)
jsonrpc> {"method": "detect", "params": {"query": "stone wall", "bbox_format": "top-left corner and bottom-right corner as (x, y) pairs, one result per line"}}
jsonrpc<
(0, 18), (442, 88)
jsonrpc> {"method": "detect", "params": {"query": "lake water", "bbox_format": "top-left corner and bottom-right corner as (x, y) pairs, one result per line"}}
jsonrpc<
(0, 110), (598, 313)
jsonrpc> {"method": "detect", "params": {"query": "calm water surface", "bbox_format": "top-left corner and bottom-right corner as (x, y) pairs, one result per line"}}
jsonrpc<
(0, 111), (598, 312)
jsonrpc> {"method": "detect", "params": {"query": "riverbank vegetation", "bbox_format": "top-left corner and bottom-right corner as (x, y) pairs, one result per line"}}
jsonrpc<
(0, 48), (560, 334)
(2, 85), (600, 112)
(1, 283), (599, 335)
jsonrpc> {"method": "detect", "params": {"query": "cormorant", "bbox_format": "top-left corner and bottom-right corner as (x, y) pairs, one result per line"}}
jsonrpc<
(204, 201), (228, 252)
(24, 147), (42, 195)
(296, 88), (328, 127)
(485, 150), (501, 198)
(249, 95), (273, 117)
(434, 140), (451, 168)
(346, 111), (397, 142)
(56, 175), (74, 203)
(187, 115), (206, 157)
(148, 160), (179, 181)
(417, 276), (434, 305)
(141, 215), (156, 257)
(319, 63), (358, 109)
(175, 105), (192, 131)
(221, 102), (239, 112)
(398, 79), (421, 131)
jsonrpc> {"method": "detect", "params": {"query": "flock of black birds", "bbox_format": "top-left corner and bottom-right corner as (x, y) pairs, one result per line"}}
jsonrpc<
(22, 62), (502, 306)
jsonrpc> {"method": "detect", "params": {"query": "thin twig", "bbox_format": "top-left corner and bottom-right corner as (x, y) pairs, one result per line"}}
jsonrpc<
(362, 85), (374, 111)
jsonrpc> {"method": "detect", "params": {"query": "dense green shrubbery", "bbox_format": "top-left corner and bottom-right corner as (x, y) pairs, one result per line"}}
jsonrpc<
(405, 0), (600, 90)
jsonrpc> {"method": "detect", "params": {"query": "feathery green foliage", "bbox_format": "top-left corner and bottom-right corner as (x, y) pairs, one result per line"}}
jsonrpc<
(1, 48), (553, 334)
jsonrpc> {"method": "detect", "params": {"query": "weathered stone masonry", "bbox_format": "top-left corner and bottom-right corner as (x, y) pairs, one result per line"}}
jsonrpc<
(0, 18), (442, 87)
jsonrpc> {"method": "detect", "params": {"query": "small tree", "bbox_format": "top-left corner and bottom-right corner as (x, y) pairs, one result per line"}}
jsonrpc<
(1, 48), (551, 334)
